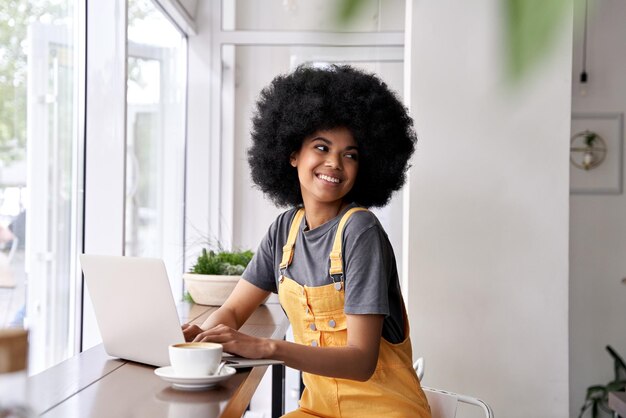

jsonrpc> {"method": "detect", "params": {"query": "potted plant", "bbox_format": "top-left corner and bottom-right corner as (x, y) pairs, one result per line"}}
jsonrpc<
(183, 248), (254, 306)
(578, 345), (626, 418)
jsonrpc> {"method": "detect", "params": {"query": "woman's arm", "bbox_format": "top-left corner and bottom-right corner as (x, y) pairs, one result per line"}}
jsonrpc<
(183, 279), (270, 342)
(194, 313), (384, 382)
(273, 313), (384, 381)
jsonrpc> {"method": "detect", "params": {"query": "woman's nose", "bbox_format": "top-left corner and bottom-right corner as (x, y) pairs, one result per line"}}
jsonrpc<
(325, 153), (342, 169)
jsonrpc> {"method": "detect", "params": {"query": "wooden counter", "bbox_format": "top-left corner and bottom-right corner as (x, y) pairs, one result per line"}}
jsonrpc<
(24, 302), (289, 418)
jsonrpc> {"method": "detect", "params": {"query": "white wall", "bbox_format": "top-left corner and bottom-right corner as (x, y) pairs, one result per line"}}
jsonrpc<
(406, 1), (572, 417)
(569, 0), (626, 415)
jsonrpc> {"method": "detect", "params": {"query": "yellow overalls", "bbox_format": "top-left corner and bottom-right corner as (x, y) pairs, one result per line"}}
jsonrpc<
(278, 207), (431, 418)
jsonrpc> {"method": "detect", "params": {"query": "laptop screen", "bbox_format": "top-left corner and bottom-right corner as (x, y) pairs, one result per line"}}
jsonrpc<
(80, 255), (185, 367)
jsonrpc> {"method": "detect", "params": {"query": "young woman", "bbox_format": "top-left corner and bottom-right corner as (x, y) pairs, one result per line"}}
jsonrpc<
(183, 65), (431, 417)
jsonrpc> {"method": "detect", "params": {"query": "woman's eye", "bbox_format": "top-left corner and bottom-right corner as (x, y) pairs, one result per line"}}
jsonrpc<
(315, 145), (328, 152)
(345, 153), (358, 160)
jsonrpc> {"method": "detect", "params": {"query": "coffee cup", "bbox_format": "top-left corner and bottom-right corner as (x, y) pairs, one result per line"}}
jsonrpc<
(168, 342), (223, 376)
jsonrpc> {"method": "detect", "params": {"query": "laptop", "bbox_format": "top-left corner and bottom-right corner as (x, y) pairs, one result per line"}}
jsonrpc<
(80, 254), (184, 367)
(79, 254), (284, 368)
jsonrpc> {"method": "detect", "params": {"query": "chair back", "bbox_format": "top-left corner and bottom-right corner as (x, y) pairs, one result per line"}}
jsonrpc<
(423, 387), (459, 418)
(423, 386), (494, 418)
(413, 357), (494, 417)
(414, 357), (425, 381)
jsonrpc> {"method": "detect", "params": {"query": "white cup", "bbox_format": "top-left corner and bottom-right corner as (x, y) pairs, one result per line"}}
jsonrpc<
(168, 342), (223, 376)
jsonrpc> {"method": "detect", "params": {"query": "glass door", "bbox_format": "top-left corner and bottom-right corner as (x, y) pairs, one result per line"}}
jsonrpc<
(0, 1), (83, 375)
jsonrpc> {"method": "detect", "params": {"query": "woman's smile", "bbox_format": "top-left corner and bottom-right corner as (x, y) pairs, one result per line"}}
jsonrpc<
(316, 172), (342, 184)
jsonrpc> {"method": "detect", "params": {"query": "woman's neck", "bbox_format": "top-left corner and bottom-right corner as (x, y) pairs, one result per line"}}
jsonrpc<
(303, 200), (349, 230)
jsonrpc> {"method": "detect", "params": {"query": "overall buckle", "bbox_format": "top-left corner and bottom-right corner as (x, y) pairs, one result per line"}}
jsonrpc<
(330, 273), (343, 291)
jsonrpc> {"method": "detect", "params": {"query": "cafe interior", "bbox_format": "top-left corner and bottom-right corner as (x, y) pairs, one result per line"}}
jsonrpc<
(0, 0), (625, 417)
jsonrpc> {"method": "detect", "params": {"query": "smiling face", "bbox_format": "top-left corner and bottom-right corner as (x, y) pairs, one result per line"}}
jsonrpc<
(290, 127), (359, 212)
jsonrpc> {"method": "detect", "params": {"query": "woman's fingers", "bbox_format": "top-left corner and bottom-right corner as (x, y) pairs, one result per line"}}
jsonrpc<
(183, 324), (255, 354)
(192, 324), (232, 342)
(182, 324), (203, 342)
(191, 325), (265, 359)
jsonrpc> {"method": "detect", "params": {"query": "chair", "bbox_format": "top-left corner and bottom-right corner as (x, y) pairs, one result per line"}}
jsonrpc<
(414, 357), (494, 418)
(414, 357), (425, 381)
(422, 386), (494, 418)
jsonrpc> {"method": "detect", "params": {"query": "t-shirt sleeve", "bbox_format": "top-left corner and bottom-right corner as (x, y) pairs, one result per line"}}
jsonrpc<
(343, 224), (391, 316)
(242, 223), (278, 293)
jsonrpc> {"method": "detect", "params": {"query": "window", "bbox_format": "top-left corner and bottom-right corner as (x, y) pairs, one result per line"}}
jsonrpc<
(0, 0), (82, 374)
(0, 0), (188, 372)
(81, 0), (188, 350)
(126, 0), (187, 294)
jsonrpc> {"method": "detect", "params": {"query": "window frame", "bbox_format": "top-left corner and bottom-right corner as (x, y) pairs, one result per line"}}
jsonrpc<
(81, 0), (190, 351)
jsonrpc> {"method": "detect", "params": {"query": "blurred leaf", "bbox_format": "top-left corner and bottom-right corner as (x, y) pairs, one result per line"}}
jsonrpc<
(183, 291), (194, 303)
(606, 380), (626, 393)
(503, 0), (569, 83)
(334, 0), (367, 27)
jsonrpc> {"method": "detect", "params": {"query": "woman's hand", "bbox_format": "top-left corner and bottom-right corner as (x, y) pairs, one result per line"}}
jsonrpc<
(182, 280), (271, 344)
(193, 324), (273, 359)
(181, 323), (204, 342)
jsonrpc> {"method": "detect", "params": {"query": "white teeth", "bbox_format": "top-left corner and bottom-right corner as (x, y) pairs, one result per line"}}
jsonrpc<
(318, 174), (340, 183)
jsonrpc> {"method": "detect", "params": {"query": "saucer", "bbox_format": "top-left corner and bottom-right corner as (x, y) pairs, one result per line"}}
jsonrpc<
(154, 366), (236, 390)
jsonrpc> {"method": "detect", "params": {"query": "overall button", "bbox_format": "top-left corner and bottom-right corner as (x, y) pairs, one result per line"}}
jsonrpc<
(309, 324), (316, 331)
(328, 319), (336, 328)
(279, 275), (284, 283)
(311, 340), (318, 347)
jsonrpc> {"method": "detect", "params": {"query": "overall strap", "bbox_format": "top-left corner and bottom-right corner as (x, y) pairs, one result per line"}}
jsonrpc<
(328, 207), (368, 279)
(279, 208), (305, 271)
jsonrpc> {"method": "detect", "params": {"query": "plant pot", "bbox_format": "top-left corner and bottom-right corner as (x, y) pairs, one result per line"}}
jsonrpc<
(183, 273), (241, 306)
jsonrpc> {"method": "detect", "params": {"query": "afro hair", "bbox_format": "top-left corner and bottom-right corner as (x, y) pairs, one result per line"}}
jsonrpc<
(248, 64), (416, 208)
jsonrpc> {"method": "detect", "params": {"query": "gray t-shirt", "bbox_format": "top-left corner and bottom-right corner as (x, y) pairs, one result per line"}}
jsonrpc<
(242, 204), (405, 343)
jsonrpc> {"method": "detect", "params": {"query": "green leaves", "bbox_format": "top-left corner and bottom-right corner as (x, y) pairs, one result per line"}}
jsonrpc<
(335, 0), (363, 25)
(503, 0), (570, 83)
(579, 345), (626, 418)
(190, 248), (254, 276)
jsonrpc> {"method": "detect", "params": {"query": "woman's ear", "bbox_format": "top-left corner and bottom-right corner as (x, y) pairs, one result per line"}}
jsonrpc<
(289, 152), (298, 167)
